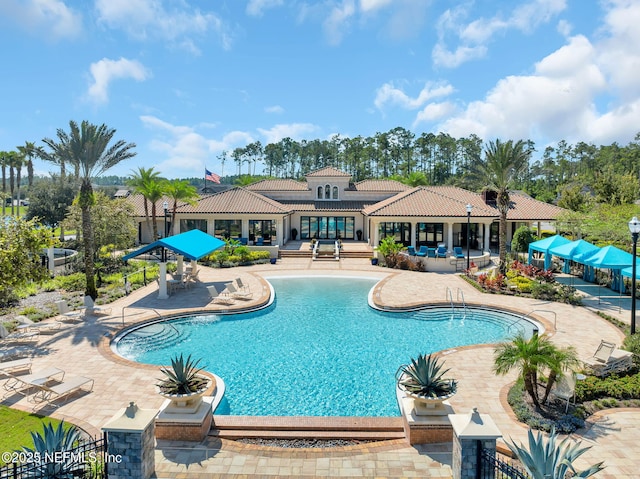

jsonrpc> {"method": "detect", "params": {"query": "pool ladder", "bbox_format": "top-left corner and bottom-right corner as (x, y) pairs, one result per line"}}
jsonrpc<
(445, 287), (468, 317)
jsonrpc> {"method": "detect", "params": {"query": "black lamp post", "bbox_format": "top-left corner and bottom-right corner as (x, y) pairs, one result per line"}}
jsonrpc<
(163, 201), (169, 262)
(629, 216), (640, 335)
(466, 203), (473, 271)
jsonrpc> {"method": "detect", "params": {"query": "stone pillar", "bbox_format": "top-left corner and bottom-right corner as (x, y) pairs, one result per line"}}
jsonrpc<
(447, 222), (453, 251)
(102, 402), (158, 479)
(157, 263), (168, 299)
(176, 255), (184, 275)
(448, 408), (501, 479)
(48, 246), (55, 273)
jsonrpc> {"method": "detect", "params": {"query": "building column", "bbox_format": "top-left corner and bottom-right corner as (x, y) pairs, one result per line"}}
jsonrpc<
(484, 224), (491, 253)
(447, 222), (453, 250)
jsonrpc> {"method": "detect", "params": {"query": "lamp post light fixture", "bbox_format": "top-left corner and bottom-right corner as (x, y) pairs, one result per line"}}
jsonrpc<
(466, 203), (473, 271)
(629, 216), (640, 335)
(162, 201), (169, 262)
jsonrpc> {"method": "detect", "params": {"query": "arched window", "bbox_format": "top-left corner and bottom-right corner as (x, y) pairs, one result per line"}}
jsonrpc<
(325, 184), (331, 199)
(332, 186), (339, 199)
(317, 186), (324, 199)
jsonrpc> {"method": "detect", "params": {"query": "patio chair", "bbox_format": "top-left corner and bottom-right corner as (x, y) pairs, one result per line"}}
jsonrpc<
(83, 296), (112, 316)
(453, 247), (465, 259)
(427, 247), (436, 258)
(30, 375), (94, 408)
(583, 340), (634, 377)
(435, 245), (448, 259)
(226, 284), (252, 300)
(415, 246), (428, 257)
(256, 237), (264, 246)
(14, 315), (62, 335)
(55, 300), (84, 323)
(0, 358), (33, 377)
(207, 285), (235, 305)
(188, 269), (200, 283)
(548, 372), (576, 412)
(407, 246), (417, 256)
(235, 277), (250, 293)
(3, 367), (65, 396)
(0, 324), (39, 344)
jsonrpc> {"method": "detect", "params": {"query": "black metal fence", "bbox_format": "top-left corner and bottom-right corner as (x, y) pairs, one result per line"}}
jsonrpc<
(0, 435), (107, 479)
(478, 448), (530, 479)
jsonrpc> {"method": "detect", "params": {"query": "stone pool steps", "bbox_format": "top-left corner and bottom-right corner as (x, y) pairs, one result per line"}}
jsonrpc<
(210, 416), (405, 441)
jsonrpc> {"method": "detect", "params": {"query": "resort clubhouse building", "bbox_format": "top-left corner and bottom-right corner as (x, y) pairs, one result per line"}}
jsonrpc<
(126, 166), (564, 251)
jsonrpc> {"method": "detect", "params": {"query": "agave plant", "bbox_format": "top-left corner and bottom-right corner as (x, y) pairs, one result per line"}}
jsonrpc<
(397, 353), (457, 398)
(157, 353), (208, 395)
(507, 428), (604, 479)
(17, 421), (82, 478)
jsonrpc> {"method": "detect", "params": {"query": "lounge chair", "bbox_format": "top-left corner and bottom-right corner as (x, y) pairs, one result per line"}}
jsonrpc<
(0, 324), (39, 344)
(207, 286), (234, 305)
(30, 375), (94, 408)
(0, 358), (33, 377)
(584, 340), (634, 376)
(83, 296), (112, 316)
(435, 245), (448, 258)
(225, 284), (252, 300)
(235, 277), (250, 293)
(407, 246), (417, 256)
(3, 367), (65, 396)
(415, 246), (428, 257)
(15, 315), (62, 335)
(548, 372), (576, 412)
(55, 300), (84, 323)
(453, 247), (465, 259)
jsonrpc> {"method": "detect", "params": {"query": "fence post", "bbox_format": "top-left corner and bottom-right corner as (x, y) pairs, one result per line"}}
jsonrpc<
(143, 267), (147, 286)
(448, 408), (501, 479)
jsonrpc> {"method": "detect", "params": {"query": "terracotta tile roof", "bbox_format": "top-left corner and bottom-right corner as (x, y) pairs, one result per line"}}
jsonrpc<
(278, 201), (374, 212)
(305, 166), (351, 177)
(363, 186), (565, 220)
(363, 186), (498, 217)
(178, 187), (291, 214)
(125, 194), (182, 217)
(353, 180), (410, 192)
(245, 179), (309, 191)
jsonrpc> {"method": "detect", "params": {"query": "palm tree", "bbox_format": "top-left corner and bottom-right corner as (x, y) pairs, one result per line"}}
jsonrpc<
(493, 333), (558, 408)
(469, 139), (531, 272)
(0, 151), (8, 216)
(17, 141), (38, 190)
(507, 428), (604, 478)
(163, 179), (199, 234)
(541, 346), (580, 404)
(41, 120), (136, 299)
(143, 179), (166, 241)
(126, 167), (162, 241)
(6, 150), (23, 216)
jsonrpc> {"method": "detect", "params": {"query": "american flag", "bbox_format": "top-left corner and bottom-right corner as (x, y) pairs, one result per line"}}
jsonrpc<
(205, 169), (221, 184)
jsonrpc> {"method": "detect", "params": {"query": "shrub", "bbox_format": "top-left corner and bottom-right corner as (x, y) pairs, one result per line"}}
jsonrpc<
(623, 334), (640, 366)
(53, 273), (86, 292)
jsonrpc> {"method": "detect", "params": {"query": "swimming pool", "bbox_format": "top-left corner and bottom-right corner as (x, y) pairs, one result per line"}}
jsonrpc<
(114, 276), (538, 417)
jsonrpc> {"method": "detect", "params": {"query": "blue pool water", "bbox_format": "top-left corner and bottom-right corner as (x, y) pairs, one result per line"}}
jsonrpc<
(115, 277), (537, 417)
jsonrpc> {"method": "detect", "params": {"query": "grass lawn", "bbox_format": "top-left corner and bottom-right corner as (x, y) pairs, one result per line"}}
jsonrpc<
(0, 405), (65, 465)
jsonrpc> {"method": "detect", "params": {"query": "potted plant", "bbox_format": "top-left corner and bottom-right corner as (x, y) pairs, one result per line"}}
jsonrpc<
(157, 353), (210, 412)
(396, 353), (457, 415)
(291, 228), (298, 240)
(370, 256), (378, 265)
(356, 229), (363, 241)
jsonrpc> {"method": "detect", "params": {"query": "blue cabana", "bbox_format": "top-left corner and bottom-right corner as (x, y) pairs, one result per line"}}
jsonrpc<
(527, 235), (570, 270)
(549, 239), (599, 273)
(622, 266), (640, 280)
(582, 245), (635, 293)
(123, 229), (225, 261)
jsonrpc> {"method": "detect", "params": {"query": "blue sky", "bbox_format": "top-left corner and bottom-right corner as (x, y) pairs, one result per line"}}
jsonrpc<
(0, 0), (638, 180)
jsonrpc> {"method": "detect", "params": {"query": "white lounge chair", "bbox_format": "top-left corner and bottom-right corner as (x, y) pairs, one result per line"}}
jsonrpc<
(83, 296), (112, 316)
(15, 315), (62, 334)
(584, 340), (634, 376)
(0, 324), (39, 344)
(3, 367), (65, 396)
(0, 358), (33, 377)
(549, 372), (577, 412)
(55, 300), (85, 323)
(207, 285), (234, 305)
(30, 375), (94, 408)
(225, 284), (252, 299)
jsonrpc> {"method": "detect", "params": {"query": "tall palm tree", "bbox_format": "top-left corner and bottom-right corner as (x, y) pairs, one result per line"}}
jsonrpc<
(126, 167), (162, 241)
(469, 139), (531, 272)
(0, 151), (8, 216)
(17, 141), (38, 190)
(143, 179), (166, 241)
(541, 346), (580, 404)
(493, 333), (558, 408)
(41, 120), (136, 299)
(508, 428), (604, 479)
(163, 179), (199, 235)
(6, 150), (23, 216)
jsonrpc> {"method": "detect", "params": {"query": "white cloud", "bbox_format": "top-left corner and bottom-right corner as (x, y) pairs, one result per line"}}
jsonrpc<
(359, 0), (393, 13)
(323, 0), (356, 46)
(95, 0), (233, 53)
(0, 0), (82, 40)
(265, 105), (284, 114)
(434, 0), (567, 68)
(140, 115), (254, 177)
(257, 123), (320, 144)
(87, 58), (150, 104)
(246, 0), (284, 16)
(413, 102), (457, 127)
(374, 81), (455, 111)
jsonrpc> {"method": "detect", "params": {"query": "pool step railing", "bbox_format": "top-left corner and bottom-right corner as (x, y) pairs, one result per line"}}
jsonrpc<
(445, 287), (468, 317)
(210, 416), (405, 441)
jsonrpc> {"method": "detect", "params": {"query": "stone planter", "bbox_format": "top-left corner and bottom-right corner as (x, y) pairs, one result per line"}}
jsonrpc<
(157, 375), (210, 414)
(397, 379), (456, 416)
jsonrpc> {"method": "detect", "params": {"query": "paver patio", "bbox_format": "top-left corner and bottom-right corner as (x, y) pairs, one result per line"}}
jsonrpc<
(1, 256), (638, 478)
